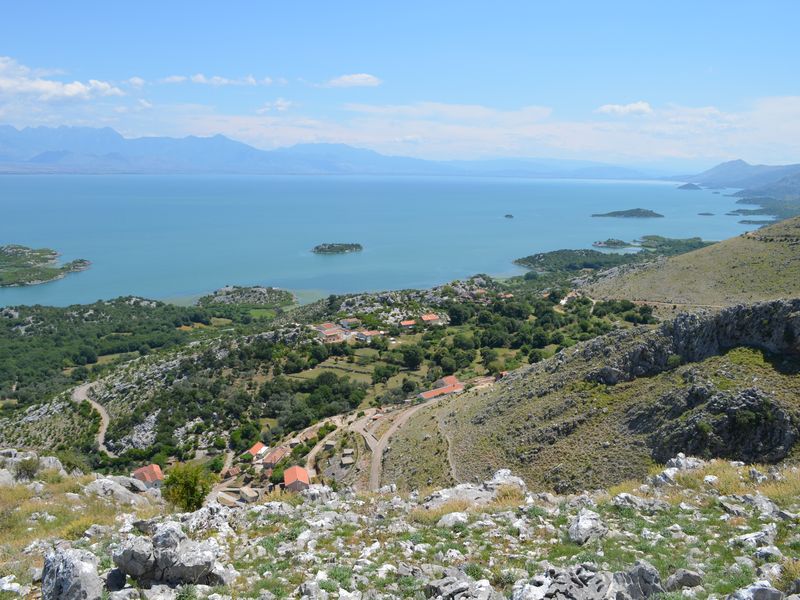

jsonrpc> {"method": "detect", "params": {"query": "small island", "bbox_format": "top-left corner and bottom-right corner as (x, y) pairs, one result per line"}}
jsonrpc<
(591, 208), (665, 219)
(0, 244), (90, 287)
(678, 183), (702, 190)
(198, 285), (295, 307)
(312, 243), (363, 254)
(504, 214), (514, 219)
(698, 212), (714, 216)
(592, 238), (633, 248)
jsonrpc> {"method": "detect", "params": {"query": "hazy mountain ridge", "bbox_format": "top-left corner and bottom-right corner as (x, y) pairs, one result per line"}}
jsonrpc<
(0, 125), (648, 178)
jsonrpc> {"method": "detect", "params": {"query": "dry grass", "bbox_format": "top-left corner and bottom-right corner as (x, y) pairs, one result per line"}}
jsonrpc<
(409, 499), (471, 525)
(0, 475), (163, 587)
(779, 559), (800, 592)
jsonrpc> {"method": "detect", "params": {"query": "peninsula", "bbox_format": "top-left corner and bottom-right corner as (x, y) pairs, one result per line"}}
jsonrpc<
(591, 208), (664, 218)
(311, 243), (363, 254)
(0, 244), (90, 287)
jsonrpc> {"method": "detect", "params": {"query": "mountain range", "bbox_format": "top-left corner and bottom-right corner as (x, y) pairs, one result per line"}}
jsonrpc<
(0, 125), (651, 179)
(2, 125), (800, 201)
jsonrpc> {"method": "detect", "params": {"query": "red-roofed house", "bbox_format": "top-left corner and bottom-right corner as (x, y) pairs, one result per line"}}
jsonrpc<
(319, 327), (347, 343)
(400, 319), (416, 328)
(355, 330), (382, 343)
(284, 465), (310, 492)
(263, 445), (291, 469)
(417, 375), (464, 401)
(132, 464), (164, 488)
(420, 313), (442, 325)
(246, 441), (268, 459)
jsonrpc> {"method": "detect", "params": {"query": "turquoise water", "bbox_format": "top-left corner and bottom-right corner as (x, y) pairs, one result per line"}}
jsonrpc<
(0, 175), (754, 307)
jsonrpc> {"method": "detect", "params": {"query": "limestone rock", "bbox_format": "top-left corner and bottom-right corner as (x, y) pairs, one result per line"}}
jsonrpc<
(42, 548), (104, 600)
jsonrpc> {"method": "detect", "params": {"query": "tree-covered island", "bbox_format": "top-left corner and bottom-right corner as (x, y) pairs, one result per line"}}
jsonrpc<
(0, 244), (90, 287)
(311, 243), (363, 254)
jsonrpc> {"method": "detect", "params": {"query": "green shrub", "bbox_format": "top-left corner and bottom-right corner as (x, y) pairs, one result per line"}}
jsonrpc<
(163, 463), (215, 512)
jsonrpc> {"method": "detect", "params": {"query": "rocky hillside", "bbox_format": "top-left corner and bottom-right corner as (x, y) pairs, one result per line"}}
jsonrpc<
(584, 217), (800, 309)
(385, 299), (800, 493)
(3, 447), (800, 600)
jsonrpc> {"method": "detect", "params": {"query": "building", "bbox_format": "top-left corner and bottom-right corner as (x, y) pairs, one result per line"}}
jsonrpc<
(355, 330), (382, 343)
(132, 464), (164, 489)
(320, 327), (347, 343)
(417, 375), (465, 401)
(400, 319), (416, 328)
(342, 448), (354, 456)
(221, 466), (241, 479)
(341, 456), (355, 467)
(246, 441), (268, 459)
(239, 487), (259, 503)
(339, 318), (361, 329)
(323, 439), (336, 450)
(262, 445), (291, 469)
(284, 465), (310, 492)
(420, 313), (442, 325)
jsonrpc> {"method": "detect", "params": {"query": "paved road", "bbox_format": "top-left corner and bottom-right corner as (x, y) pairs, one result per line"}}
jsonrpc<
(304, 415), (345, 473)
(71, 382), (116, 457)
(363, 399), (444, 491)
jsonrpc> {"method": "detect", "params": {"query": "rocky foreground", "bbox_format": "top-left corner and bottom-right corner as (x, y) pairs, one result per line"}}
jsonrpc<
(2, 451), (800, 600)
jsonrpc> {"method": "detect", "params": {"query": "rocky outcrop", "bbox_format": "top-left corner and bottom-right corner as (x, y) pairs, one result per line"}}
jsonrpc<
(512, 561), (663, 600)
(423, 469), (527, 510)
(112, 521), (237, 588)
(586, 299), (800, 385)
(42, 548), (103, 600)
(567, 508), (608, 545)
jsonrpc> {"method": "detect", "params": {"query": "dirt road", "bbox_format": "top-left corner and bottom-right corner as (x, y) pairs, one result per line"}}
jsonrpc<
(71, 382), (116, 457)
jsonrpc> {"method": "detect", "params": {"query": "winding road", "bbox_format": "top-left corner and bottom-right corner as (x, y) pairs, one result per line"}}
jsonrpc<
(71, 382), (116, 457)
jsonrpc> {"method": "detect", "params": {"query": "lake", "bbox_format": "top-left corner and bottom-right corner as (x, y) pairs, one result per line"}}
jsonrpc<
(0, 175), (754, 307)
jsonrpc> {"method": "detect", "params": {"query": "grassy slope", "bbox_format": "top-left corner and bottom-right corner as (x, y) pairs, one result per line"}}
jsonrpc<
(385, 346), (800, 494)
(585, 216), (800, 307)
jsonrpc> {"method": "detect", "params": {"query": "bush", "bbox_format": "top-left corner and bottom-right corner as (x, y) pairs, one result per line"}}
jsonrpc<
(15, 457), (40, 481)
(162, 463), (215, 512)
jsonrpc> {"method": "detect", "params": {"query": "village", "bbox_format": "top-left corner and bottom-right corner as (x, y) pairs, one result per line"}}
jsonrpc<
(123, 307), (511, 506)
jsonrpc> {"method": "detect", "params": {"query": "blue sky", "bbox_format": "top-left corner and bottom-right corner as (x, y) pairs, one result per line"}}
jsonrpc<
(1, 1), (799, 168)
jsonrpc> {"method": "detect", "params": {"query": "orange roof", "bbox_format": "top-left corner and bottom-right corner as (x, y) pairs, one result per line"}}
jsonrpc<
(322, 328), (345, 336)
(132, 463), (163, 483)
(263, 445), (290, 465)
(318, 322), (338, 330)
(284, 465), (310, 486)
(400, 320), (416, 326)
(247, 441), (267, 456)
(418, 383), (463, 400)
(421, 313), (440, 321)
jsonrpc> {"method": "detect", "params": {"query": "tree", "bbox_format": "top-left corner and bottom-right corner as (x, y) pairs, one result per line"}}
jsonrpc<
(401, 345), (424, 370)
(162, 463), (215, 512)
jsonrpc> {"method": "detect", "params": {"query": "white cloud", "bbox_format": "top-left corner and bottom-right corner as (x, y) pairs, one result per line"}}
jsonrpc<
(0, 56), (124, 102)
(162, 73), (272, 87)
(595, 101), (653, 116)
(126, 76), (146, 88)
(256, 98), (294, 114)
(325, 73), (382, 88)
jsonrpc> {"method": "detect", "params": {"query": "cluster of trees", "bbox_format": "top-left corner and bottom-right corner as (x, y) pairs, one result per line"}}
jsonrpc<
(0, 299), (218, 404)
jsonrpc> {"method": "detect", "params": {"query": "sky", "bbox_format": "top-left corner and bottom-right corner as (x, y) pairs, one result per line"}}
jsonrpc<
(1, 1), (799, 169)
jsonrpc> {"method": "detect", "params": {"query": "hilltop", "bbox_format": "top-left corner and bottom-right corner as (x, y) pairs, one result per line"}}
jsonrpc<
(584, 217), (800, 308)
(2, 446), (800, 599)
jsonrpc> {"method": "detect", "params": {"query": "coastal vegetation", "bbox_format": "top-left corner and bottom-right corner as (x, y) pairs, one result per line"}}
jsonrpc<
(587, 216), (800, 307)
(591, 208), (664, 218)
(0, 244), (89, 287)
(311, 243), (363, 254)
